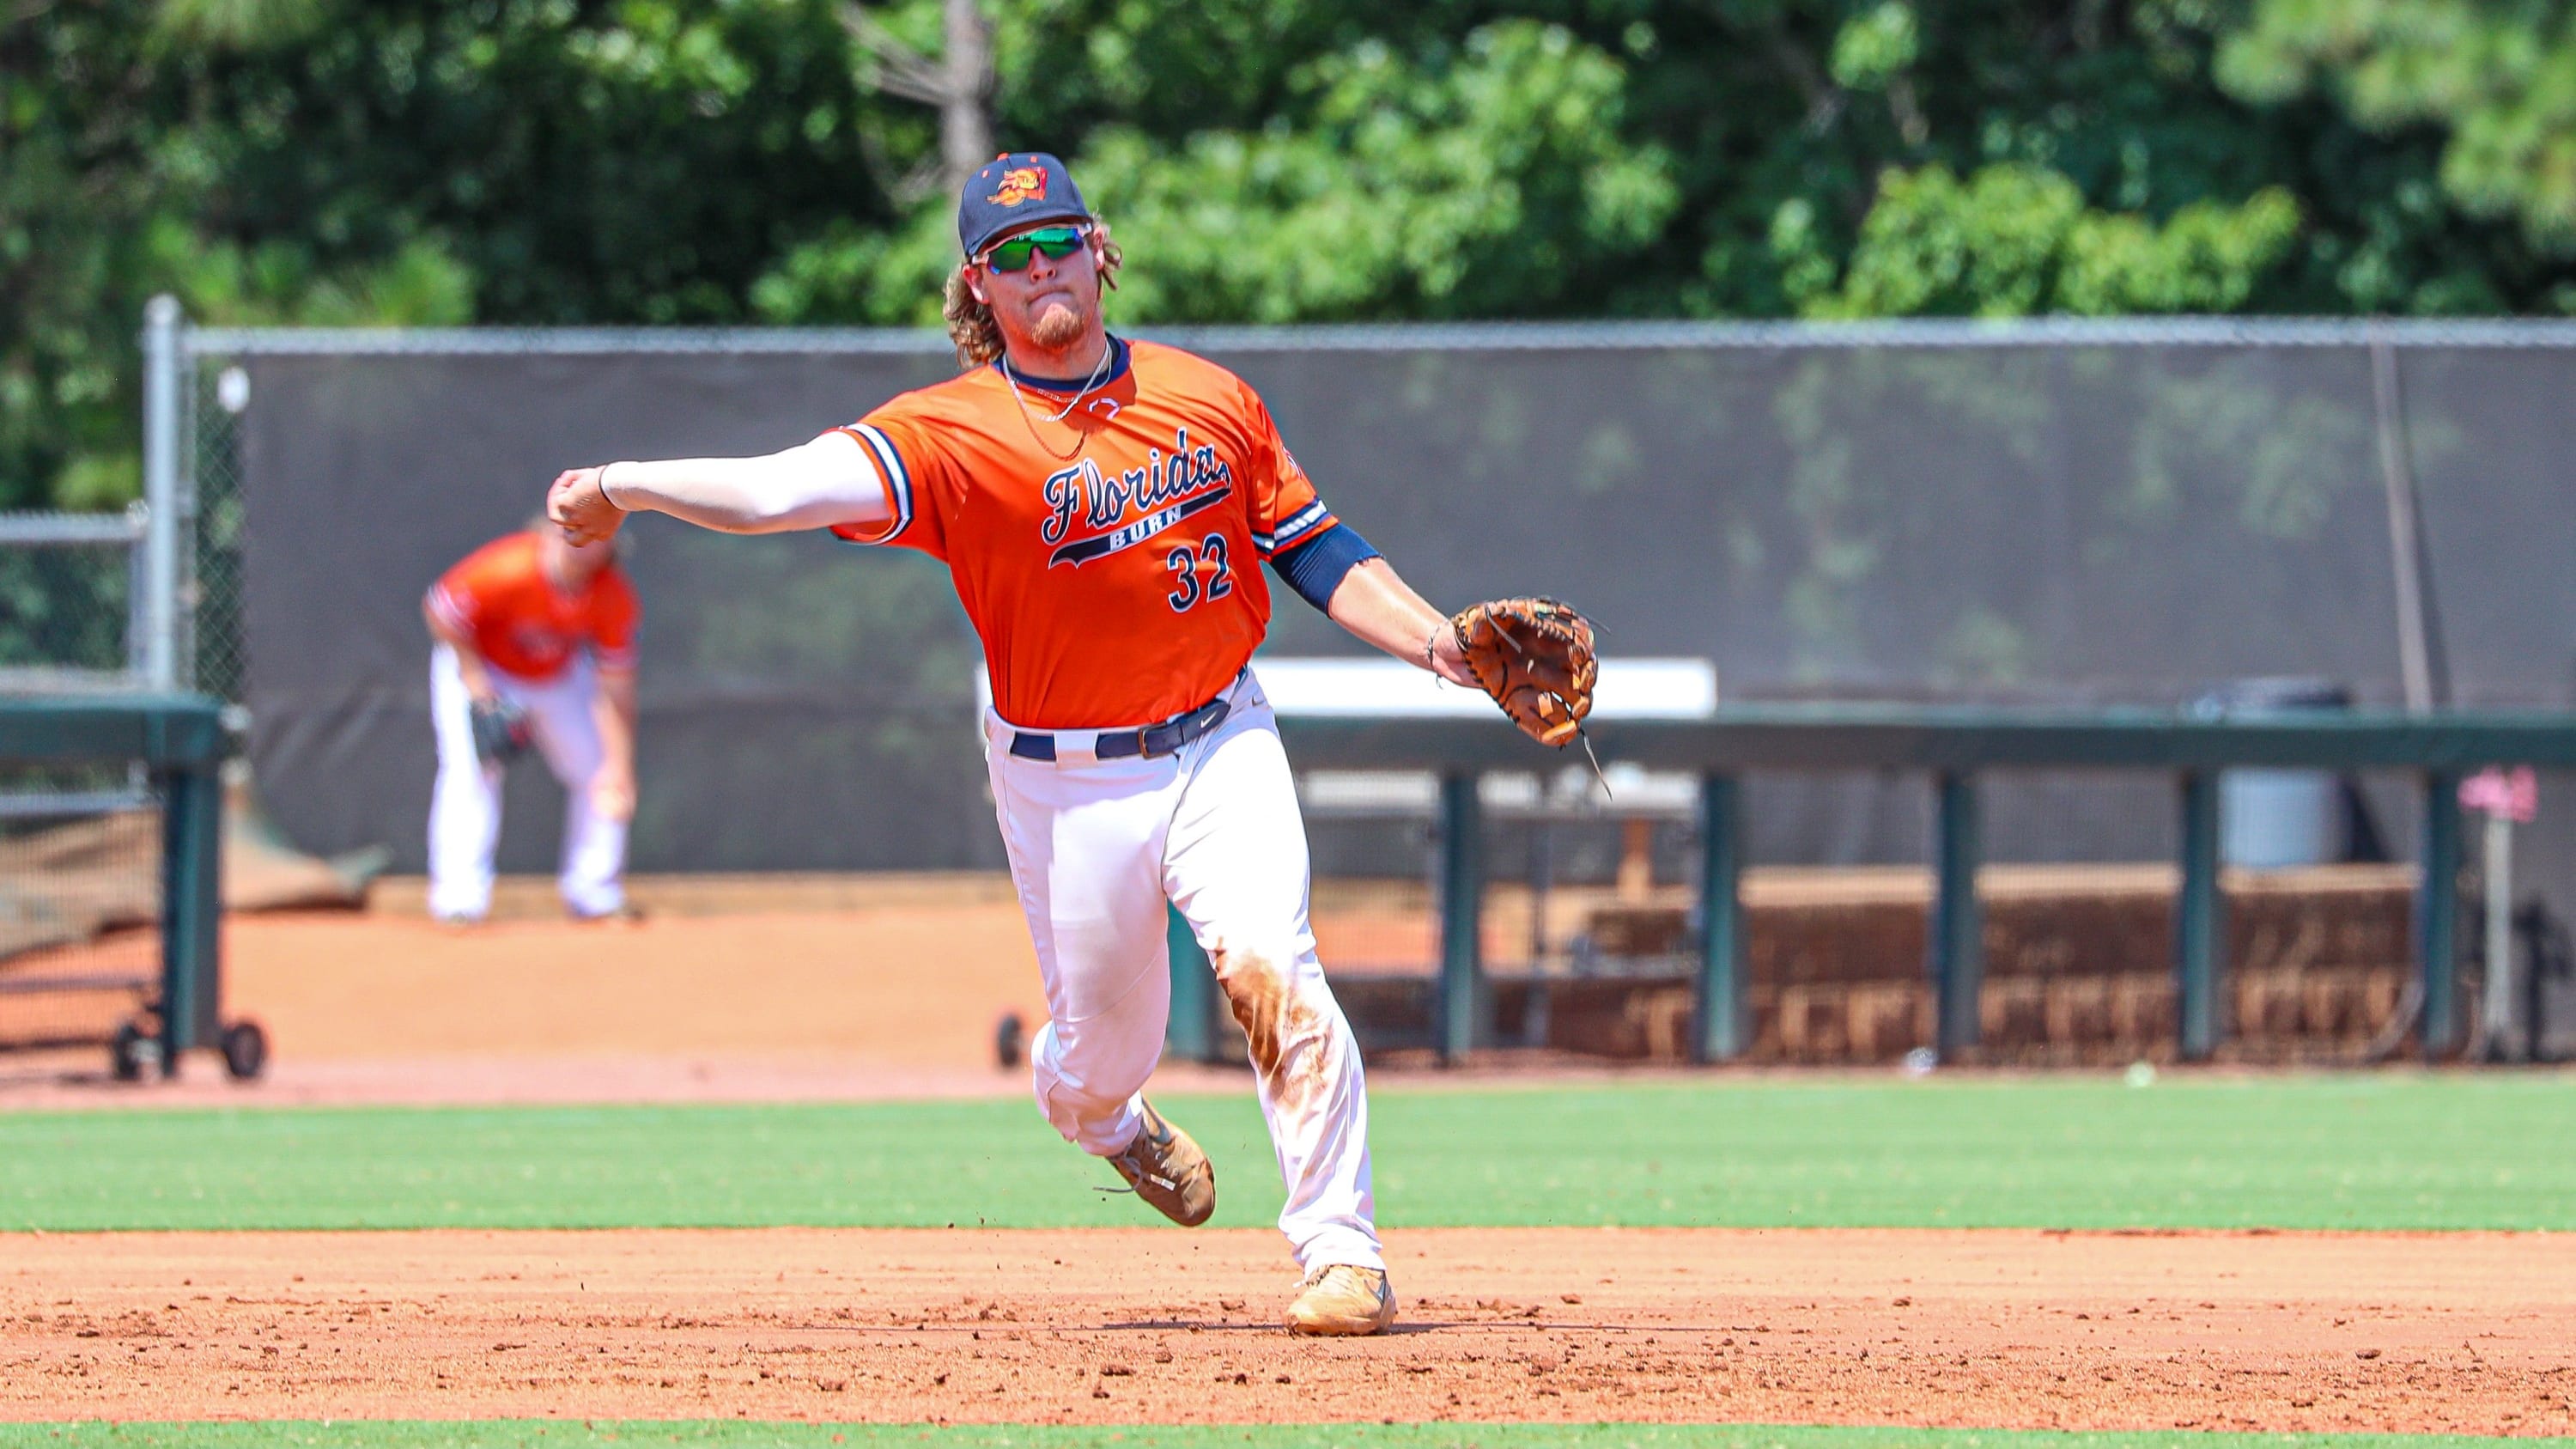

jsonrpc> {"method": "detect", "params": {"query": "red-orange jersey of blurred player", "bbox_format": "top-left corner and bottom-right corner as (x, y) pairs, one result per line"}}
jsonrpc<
(830, 338), (1336, 729)
(426, 533), (640, 682)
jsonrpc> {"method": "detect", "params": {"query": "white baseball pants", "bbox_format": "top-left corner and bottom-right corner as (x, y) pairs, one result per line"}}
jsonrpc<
(984, 673), (1382, 1273)
(427, 644), (629, 922)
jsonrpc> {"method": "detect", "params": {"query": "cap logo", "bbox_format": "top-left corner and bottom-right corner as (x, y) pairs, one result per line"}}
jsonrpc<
(987, 165), (1048, 207)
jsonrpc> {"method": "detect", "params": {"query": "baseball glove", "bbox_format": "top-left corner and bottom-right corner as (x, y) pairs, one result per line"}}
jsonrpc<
(1449, 597), (1598, 747)
(469, 699), (532, 764)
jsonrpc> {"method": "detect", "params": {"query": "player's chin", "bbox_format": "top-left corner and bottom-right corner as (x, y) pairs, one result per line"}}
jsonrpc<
(1028, 299), (1090, 350)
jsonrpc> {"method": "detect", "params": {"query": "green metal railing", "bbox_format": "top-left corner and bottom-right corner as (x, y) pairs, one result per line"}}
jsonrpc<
(1170, 705), (2576, 1066)
(0, 694), (231, 1074)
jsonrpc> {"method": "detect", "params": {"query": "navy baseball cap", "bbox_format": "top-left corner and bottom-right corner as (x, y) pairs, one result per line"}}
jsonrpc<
(958, 152), (1091, 259)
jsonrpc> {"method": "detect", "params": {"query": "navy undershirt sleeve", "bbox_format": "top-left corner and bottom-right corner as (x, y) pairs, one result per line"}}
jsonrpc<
(1269, 523), (1381, 614)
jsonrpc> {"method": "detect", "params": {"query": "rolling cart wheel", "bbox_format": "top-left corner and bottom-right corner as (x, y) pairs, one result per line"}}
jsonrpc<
(220, 1020), (270, 1081)
(109, 1021), (149, 1082)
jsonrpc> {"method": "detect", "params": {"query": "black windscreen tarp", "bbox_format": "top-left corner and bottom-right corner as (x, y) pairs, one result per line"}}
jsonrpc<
(234, 335), (2576, 876)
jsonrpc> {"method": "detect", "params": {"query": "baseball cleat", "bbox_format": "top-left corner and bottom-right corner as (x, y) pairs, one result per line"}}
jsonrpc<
(1104, 1099), (1215, 1227)
(1286, 1263), (1396, 1336)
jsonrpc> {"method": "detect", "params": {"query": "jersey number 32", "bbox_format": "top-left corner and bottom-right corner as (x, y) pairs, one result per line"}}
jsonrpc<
(1164, 533), (1235, 612)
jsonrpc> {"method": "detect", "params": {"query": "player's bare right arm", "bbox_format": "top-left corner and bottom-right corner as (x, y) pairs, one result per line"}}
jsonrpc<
(421, 596), (501, 703)
(549, 433), (890, 543)
(589, 663), (640, 822)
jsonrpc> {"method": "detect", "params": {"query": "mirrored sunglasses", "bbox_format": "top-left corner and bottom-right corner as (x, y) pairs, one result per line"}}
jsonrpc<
(981, 225), (1089, 272)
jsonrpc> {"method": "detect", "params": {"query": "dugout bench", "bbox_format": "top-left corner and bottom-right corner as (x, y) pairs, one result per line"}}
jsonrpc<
(1166, 703), (2576, 1067)
(0, 692), (262, 1080)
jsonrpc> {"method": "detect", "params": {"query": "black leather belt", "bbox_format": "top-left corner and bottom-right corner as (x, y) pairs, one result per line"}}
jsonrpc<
(1008, 695), (1233, 763)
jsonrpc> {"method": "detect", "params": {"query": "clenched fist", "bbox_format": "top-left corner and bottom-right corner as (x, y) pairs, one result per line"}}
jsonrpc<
(548, 466), (626, 545)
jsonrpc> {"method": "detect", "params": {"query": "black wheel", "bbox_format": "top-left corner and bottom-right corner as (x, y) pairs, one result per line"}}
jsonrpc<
(220, 1020), (269, 1081)
(993, 1011), (1025, 1070)
(109, 1021), (148, 1082)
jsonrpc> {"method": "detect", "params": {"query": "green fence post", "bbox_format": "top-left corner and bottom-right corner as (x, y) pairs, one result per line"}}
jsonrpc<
(2419, 769), (2464, 1059)
(1695, 773), (1747, 1062)
(1164, 903), (1217, 1063)
(157, 761), (223, 1074)
(2174, 770), (2225, 1061)
(1437, 771), (1484, 1064)
(1930, 770), (1983, 1060)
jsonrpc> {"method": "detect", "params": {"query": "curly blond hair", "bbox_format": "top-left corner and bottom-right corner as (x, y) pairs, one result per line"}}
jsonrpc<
(942, 218), (1123, 371)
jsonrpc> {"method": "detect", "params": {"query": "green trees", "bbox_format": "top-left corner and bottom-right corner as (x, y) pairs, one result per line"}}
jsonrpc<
(1778, 164), (2302, 318)
(8, 0), (2575, 510)
(6, 0), (887, 508)
(2219, 0), (2576, 253)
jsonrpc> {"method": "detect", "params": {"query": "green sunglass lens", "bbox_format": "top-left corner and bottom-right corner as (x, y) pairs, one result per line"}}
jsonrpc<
(987, 228), (1085, 271)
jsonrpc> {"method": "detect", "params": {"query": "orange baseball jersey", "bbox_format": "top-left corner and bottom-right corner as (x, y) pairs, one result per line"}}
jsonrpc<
(830, 338), (1338, 728)
(426, 533), (639, 682)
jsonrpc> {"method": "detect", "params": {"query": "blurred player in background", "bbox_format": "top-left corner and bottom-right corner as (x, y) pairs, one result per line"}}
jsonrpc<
(422, 522), (641, 925)
(544, 152), (1492, 1336)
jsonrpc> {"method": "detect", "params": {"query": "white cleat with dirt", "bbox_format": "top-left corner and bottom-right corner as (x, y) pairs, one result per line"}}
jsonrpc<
(1286, 1263), (1396, 1336)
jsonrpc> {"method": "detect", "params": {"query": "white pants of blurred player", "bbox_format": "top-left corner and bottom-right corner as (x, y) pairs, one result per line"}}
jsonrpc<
(427, 643), (629, 922)
(983, 671), (1382, 1274)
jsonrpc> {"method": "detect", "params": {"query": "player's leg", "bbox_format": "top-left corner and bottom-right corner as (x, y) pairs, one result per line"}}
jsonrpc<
(522, 660), (628, 919)
(986, 741), (1182, 1159)
(426, 645), (505, 923)
(1163, 682), (1382, 1280)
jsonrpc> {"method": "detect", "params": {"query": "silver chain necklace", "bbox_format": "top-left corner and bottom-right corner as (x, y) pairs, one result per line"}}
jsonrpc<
(1004, 338), (1114, 423)
(999, 339), (1114, 462)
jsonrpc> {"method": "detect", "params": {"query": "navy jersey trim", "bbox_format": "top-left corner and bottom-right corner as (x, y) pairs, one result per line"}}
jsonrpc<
(832, 423), (914, 545)
(1252, 497), (1332, 557)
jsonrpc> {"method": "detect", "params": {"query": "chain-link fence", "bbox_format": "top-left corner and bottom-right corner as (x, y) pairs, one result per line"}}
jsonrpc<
(0, 508), (149, 691)
(2, 299), (195, 699)
(185, 362), (252, 704)
(166, 310), (2576, 732)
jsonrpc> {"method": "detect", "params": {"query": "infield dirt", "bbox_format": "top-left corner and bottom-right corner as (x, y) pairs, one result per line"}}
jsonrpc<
(9, 1227), (2573, 1434)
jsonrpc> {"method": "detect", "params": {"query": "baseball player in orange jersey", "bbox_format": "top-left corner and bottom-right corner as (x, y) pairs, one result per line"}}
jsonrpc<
(422, 526), (640, 924)
(548, 153), (1486, 1336)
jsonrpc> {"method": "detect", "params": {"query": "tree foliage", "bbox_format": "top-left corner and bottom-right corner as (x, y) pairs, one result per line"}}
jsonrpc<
(1782, 163), (2302, 317)
(7, 0), (2573, 509)
(5, 0), (884, 508)
(2216, 0), (2576, 249)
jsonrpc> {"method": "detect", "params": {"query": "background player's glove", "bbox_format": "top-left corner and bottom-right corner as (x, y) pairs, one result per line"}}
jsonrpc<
(1449, 597), (1597, 747)
(469, 699), (532, 764)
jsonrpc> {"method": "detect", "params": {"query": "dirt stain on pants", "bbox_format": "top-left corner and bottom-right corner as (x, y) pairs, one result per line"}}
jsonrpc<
(1211, 944), (1337, 1117)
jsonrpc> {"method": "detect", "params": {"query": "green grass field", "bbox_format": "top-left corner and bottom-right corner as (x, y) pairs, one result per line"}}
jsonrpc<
(5, 1074), (2573, 1233)
(3, 1422), (2570, 1448)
